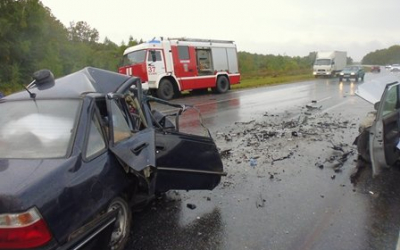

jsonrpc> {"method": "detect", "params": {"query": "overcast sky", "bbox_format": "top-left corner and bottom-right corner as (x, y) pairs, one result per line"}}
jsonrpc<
(40, 0), (399, 61)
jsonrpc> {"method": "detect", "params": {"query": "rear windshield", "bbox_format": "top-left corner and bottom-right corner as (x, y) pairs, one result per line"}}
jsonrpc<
(0, 100), (80, 159)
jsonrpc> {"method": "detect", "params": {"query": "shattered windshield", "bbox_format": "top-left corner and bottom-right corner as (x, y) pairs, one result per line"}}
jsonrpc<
(0, 100), (80, 159)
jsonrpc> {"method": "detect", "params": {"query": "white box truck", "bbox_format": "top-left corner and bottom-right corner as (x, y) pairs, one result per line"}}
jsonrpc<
(313, 51), (347, 77)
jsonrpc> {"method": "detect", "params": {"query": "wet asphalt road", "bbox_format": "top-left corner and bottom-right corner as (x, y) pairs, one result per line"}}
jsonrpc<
(125, 70), (400, 250)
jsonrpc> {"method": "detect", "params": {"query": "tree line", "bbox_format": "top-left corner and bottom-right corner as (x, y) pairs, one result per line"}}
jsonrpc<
(0, 0), (395, 94)
(361, 45), (400, 65)
(0, 0), (139, 94)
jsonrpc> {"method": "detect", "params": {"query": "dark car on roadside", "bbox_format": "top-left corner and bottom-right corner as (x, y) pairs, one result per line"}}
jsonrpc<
(0, 67), (225, 250)
(339, 66), (365, 82)
(370, 66), (381, 73)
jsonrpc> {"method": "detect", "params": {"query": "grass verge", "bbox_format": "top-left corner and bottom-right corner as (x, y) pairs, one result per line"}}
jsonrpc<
(232, 74), (315, 90)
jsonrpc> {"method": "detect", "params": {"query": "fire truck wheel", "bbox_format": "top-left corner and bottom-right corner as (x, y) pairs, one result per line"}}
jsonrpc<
(157, 79), (175, 100)
(215, 76), (229, 94)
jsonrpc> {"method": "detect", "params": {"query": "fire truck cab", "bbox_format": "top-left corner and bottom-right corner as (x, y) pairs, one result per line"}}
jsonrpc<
(119, 37), (241, 100)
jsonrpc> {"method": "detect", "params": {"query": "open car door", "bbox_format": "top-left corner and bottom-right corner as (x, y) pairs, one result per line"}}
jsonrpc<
(142, 96), (226, 193)
(154, 131), (225, 193)
(370, 81), (400, 175)
(108, 77), (225, 192)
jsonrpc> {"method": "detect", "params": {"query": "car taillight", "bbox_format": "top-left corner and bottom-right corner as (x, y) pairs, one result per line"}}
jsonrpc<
(0, 207), (52, 249)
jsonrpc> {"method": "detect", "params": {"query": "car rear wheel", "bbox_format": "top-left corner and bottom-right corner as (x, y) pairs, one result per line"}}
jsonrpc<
(107, 197), (131, 250)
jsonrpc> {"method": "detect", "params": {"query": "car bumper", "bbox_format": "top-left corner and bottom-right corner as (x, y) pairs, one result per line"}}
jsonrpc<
(340, 74), (357, 79)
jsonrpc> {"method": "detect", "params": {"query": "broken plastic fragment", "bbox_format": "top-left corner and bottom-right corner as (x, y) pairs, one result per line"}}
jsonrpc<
(187, 203), (197, 210)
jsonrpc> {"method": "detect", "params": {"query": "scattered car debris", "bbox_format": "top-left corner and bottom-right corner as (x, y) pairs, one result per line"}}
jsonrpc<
(235, 120), (255, 125)
(306, 105), (322, 110)
(214, 100), (359, 186)
(220, 148), (232, 158)
(330, 141), (345, 152)
(256, 194), (266, 208)
(187, 203), (197, 210)
(250, 158), (258, 167)
(272, 152), (294, 163)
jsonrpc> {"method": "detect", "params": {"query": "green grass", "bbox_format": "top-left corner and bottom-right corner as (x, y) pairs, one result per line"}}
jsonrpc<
(0, 82), (23, 96)
(232, 74), (315, 90)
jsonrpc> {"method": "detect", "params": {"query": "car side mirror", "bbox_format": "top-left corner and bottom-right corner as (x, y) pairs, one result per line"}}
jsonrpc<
(374, 101), (380, 111)
(31, 69), (55, 90)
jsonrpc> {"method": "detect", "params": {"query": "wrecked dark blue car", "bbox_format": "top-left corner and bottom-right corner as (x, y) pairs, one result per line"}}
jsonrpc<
(0, 67), (225, 250)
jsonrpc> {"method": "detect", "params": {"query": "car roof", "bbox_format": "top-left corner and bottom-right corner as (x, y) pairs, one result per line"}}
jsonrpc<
(4, 67), (134, 100)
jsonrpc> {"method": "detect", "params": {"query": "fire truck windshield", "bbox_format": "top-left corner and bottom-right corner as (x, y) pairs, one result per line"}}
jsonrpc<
(122, 50), (146, 66)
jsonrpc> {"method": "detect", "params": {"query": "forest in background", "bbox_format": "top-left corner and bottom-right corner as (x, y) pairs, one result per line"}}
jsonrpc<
(0, 0), (398, 94)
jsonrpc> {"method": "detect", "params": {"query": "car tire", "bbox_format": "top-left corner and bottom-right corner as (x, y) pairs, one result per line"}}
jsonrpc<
(157, 79), (175, 100)
(107, 197), (132, 250)
(214, 76), (229, 94)
(356, 129), (371, 163)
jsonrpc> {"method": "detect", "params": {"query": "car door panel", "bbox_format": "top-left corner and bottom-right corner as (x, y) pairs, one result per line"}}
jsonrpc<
(109, 129), (156, 172)
(370, 81), (400, 175)
(383, 111), (400, 165)
(154, 131), (226, 193)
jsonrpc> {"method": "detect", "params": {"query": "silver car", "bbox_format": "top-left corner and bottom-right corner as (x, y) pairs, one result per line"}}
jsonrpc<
(355, 75), (400, 175)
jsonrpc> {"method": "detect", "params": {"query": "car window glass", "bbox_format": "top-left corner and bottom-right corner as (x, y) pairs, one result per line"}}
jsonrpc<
(86, 114), (106, 158)
(122, 50), (146, 66)
(382, 85), (400, 116)
(110, 100), (132, 143)
(178, 46), (190, 60)
(147, 50), (162, 61)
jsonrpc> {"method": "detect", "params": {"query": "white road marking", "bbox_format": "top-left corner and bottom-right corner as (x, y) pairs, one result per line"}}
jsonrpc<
(317, 96), (332, 103)
(321, 99), (350, 113)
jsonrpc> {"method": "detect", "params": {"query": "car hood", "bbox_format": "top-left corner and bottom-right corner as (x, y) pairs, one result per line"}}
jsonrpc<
(355, 75), (400, 104)
(0, 156), (79, 212)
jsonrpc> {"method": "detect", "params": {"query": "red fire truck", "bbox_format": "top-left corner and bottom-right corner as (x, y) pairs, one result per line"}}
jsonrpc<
(118, 37), (241, 100)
